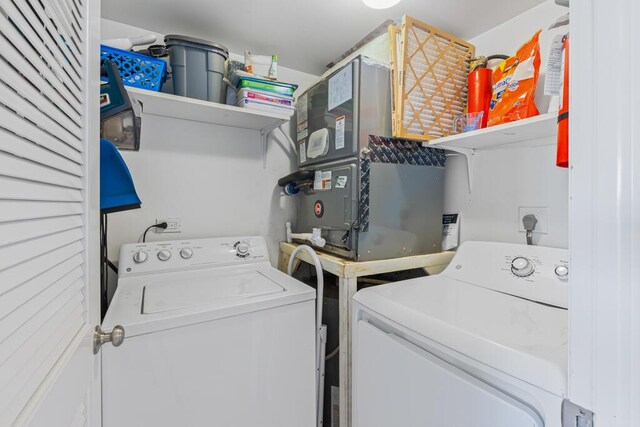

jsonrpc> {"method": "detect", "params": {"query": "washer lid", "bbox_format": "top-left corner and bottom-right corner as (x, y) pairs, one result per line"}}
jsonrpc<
(142, 271), (284, 314)
(103, 266), (314, 338)
(354, 276), (568, 397)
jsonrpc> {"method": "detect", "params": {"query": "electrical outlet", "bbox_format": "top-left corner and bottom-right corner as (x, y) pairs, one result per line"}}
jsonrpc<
(518, 207), (548, 234)
(155, 218), (181, 233)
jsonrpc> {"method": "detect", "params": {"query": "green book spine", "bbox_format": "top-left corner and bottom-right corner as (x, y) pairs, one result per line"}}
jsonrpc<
(238, 79), (294, 96)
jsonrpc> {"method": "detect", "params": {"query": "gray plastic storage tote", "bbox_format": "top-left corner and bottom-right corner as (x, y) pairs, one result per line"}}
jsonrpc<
(165, 35), (229, 103)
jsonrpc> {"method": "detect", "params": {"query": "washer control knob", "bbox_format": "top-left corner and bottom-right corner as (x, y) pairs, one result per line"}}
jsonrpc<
(511, 257), (535, 277)
(235, 242), (250, 257)
(157, 249), (172, 261)
(133, 251), (148, 264)
(555, 265), (569, 280)
(180, 247), (193, 259)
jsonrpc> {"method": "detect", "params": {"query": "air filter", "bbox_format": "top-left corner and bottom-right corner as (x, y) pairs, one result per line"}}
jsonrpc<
(390, 16), (475, 141)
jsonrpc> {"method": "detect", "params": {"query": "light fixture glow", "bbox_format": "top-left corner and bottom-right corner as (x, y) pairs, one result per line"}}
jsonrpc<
(362, 0), (401, 9)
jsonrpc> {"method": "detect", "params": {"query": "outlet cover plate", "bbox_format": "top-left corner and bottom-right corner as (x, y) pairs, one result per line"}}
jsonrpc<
(155, 218), (181, 233)
(518, 207), (548, 234)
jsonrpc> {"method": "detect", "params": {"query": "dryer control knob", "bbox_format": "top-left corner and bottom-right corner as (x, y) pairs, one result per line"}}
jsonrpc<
(555, 265), (569, 280)
(157, 249), (172, 261)
(180, 247), (193, 259)
(133, 251), (148, 264)
(235, 242), (250, 257)
(511, 257), (535, 277)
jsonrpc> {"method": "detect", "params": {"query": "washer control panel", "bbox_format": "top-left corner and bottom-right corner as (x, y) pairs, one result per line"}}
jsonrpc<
(510, 256), (535, 277)
(444, 241), (569, 309)
(118, 236), (268, 277)
(234, 241), (251, 258)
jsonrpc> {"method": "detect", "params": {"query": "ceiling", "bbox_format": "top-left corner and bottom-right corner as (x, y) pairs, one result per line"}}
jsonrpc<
(101, 0), (545, 75)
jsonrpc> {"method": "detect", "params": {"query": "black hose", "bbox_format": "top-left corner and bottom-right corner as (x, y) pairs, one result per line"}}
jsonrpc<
(487, 54), (510, 61)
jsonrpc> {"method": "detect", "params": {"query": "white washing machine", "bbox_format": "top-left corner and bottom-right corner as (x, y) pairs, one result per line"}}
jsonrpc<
(352, 241), (569, 427)
(102, 236), (316, 427)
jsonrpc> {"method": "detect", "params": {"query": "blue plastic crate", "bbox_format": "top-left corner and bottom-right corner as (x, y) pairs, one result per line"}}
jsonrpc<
(100, 44), (166, 91)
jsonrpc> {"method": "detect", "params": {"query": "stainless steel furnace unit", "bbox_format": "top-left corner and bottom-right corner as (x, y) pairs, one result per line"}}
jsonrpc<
(288, 56), (445, 261)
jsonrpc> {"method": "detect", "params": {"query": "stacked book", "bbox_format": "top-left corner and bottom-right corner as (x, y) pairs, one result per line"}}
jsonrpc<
(235, 76), (297, 116)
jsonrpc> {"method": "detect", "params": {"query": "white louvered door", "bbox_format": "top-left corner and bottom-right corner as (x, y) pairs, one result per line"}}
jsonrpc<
(0, 0), (101, 426)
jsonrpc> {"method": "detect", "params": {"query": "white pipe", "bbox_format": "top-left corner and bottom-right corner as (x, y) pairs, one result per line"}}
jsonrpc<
(286, 222), (326, 248)
(288, 245), (326, 427)
(278, 126), (298, 154)
(318, 325), (327, 426)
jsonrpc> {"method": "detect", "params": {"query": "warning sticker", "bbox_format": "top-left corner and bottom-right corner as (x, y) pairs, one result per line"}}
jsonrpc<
(328, 63), (353, 111)
(296, 93), (308, 125)
(335, 175), (348, 189)
(544, 34), (565, 96)
(300, 142), (307, 163)
(442, 212), (460, 251)
(335, 115), (345, 150)
(297, 128), (308, 141)
(313, 170), (332, 190)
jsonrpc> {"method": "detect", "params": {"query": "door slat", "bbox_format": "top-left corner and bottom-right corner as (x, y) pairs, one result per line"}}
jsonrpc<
(0, 305), (83, 421)
(0, 201), (82, 223)
(0, 255), (83, 316)
(0, 0), (81, 81)
(0, 34), (82, 119)
(0, 3), (82, 98)
(0, 151), (83, 189)
(0, 228), (84, 272)
(0, 105), (83, 164)
(0, 242), (83, 296)
(0, 176), (84, 202)
(0, 216), (84, 248)
(27, 0), (84, 65)
(0, 128), (83, 177)
(0, 55), (82, 138)
(0, 80), (82, 152)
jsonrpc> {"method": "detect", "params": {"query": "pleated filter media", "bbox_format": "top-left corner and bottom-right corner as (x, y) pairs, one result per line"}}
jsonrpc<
(390, 17), (475, 141)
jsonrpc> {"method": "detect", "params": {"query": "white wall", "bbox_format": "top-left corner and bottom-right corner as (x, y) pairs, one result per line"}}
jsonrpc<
(444, 0), (569, 248)
(101, 19), (317, 270)
(103, 0), (570, 273)
(101, 19), (317, 93)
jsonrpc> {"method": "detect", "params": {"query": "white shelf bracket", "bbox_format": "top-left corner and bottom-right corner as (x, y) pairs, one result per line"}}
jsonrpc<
(440, 146), (476, 194)
(259, 120), (287, 169)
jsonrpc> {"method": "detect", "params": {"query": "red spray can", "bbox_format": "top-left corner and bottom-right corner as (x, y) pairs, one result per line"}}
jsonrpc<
(467, 67), (492, 128)
(467, 55), (508, 129)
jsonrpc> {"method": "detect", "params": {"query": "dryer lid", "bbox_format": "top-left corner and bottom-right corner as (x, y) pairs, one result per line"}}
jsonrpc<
(354, 276), (568, 397)
(142, 271), (284, 314)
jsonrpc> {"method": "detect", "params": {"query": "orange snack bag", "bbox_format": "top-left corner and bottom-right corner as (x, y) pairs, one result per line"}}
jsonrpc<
(488, 30), (541, 126)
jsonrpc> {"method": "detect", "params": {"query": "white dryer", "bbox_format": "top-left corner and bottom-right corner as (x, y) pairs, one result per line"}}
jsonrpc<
(102, 236), (316, 427)
(352, 241), (569, 427)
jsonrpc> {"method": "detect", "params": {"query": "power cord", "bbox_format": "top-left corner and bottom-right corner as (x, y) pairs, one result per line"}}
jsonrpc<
(142, 222), (168, 243)
(107, 259), (119, 274)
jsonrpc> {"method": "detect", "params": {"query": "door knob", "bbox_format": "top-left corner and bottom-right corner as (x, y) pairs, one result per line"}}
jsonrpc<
(93, 325), (125, 354)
